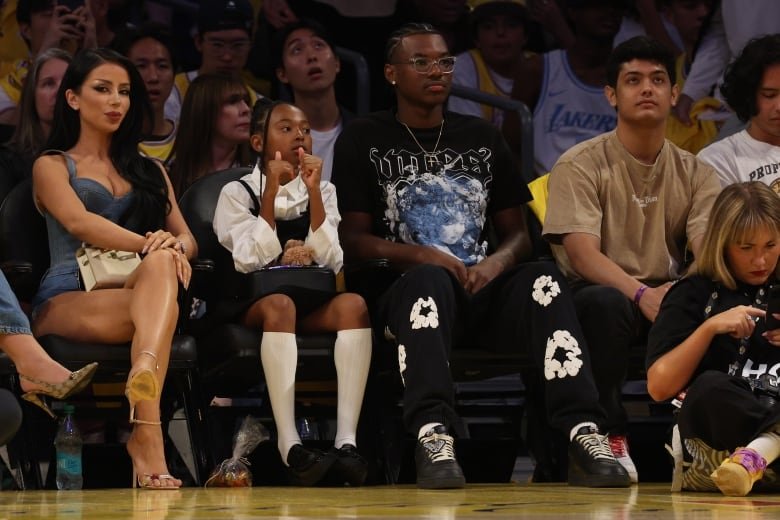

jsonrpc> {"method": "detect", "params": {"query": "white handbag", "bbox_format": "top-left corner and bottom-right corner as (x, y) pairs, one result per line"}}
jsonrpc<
(76, 245), (142, 291)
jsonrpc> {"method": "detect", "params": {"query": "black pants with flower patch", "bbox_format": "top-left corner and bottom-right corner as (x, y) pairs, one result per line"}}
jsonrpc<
(376, 261), (605, 437)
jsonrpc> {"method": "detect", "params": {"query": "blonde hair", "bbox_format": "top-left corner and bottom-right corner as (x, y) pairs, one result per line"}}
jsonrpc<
(697, 182), (780, 289)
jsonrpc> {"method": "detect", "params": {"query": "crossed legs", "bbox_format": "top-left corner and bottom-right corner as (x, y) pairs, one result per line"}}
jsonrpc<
(33, 250), (182, 488)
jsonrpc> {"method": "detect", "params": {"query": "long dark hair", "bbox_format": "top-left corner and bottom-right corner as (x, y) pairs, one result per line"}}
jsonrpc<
(721, 34), (780, 123)
(46, 48), (170, 231)
(170, 73), (252, 196)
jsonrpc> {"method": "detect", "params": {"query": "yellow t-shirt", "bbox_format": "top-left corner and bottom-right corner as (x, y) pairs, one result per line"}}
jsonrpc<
(0, 1), (27, 63)
(664, 54), (721, 155)
(139, 119), (177, 169)
(0, 57), (28, 108)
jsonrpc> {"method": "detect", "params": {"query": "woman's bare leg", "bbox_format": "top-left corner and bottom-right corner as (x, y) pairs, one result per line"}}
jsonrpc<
(125, 251), (181, 488)
(33, 250), (182, 488)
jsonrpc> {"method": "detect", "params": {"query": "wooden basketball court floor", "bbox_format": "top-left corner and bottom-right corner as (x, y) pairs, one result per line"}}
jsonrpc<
(2, 484), (780, 519)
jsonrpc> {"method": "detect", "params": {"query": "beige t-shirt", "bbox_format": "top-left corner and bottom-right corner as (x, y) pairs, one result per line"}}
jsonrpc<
(543, 131), (721, 283)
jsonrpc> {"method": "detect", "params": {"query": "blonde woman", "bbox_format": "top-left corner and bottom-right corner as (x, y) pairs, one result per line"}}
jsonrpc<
(648, 181), (780, 496)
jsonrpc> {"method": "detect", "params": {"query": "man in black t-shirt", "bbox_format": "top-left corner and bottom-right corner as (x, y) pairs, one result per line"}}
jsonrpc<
(332, 23), (630, 489)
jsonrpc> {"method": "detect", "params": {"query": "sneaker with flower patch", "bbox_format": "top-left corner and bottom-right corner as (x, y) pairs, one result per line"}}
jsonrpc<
(568, 426), (631, 487)
(609, 434), (639, 483)
(414, 425), (465, 489)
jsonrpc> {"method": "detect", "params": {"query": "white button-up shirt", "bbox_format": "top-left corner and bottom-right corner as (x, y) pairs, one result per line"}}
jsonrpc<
(213, 164), (343, 273)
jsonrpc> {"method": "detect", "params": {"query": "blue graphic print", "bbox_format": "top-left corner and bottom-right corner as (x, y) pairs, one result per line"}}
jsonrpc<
(369, 146), (491, 266)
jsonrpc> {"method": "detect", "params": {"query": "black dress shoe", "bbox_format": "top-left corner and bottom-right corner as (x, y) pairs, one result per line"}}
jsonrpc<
(323, 444), (368, 486)
(286, 444), (337, 486)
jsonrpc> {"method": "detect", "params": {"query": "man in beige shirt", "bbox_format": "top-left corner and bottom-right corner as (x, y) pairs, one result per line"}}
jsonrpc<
(543, 36), (721, 483)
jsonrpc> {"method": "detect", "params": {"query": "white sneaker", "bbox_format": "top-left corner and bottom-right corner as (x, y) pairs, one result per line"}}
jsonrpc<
(609, 434), (639, 483)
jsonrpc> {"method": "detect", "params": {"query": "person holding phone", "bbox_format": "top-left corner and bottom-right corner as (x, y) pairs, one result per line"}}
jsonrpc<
(647, 181), (780, 497)
(0, 0), (96, 126)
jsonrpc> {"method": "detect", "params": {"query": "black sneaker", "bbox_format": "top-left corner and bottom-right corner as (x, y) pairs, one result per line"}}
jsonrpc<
(286, 444), (337, 486)
(323, 444), (369, 486)
(414, 425), (466, 489)
(568, 426), (631, 487)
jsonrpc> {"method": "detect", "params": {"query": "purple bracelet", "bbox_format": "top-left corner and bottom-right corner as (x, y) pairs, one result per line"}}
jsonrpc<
(634, 285), (648, 306)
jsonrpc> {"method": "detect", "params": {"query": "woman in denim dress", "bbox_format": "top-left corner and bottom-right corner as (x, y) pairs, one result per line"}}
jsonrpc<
(31, 48), (196, 489)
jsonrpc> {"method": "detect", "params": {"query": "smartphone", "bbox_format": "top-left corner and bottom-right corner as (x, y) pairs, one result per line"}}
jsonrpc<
(59, 0), (85, 11)
(766, 285), (780, 330)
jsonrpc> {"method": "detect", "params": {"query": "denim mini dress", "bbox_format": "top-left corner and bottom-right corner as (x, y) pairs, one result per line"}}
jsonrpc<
(32, 152), (134, 312)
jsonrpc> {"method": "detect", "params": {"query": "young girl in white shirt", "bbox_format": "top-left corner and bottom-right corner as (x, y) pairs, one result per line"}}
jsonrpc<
(213, 100), (372, 487)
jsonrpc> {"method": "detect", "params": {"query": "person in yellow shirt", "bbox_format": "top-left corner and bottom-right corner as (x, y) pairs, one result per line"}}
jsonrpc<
(0, 0), (28, 64)
(0, 0), (96, 125)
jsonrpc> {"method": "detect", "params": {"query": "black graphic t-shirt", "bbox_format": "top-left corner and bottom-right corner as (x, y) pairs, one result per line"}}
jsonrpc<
(647, 275), (780, 382)
(333, 110), (529, 266)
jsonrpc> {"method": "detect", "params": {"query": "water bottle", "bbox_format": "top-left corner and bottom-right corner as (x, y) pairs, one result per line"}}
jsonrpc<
(296, 417), (319, 440)
(54, 404), (83, 490)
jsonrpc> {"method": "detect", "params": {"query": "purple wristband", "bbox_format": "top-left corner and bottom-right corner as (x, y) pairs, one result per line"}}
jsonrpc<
(634, 285), (648, 306)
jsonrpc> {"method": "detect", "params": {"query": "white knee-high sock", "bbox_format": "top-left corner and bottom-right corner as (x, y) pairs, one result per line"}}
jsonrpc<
(260, 331), (300, 465)
(333, 328), (372, 449)
(748, 431), (780, 465)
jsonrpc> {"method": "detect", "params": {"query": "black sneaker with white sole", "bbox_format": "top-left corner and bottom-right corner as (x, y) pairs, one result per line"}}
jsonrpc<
(414, 425), (466, 489)
(568, 426), (631, 487)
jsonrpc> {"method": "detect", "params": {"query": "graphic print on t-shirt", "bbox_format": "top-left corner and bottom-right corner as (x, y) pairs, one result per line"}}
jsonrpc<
(368, 146), (491, 266)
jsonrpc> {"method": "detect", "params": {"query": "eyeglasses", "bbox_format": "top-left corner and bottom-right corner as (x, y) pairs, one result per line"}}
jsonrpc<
(203, 38), (251, 55)
(395, 56), (457, 74)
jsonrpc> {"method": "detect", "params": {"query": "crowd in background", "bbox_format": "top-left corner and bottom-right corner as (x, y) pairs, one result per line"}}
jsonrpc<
(1, 0), (780, 498)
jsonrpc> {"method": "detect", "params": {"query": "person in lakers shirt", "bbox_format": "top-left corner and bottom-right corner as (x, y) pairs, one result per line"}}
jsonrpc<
(502, 0), (624, 177)
(449, 0), (539, 130)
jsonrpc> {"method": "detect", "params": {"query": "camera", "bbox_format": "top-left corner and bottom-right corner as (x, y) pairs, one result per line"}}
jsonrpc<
(746, 373), (780, 408)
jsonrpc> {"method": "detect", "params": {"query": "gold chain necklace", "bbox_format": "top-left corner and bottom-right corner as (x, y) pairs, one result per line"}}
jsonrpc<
(400, 119), (445, 170)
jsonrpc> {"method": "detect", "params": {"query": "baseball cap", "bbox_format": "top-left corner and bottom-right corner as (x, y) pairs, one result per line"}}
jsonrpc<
(197, 0), (254, 36)
(16, 0), (55, 24)
(470, 0), (527, 22)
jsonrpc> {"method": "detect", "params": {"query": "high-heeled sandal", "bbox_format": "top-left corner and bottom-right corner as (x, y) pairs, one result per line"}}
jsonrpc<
(130, 418), (181, 490)
(126, 350), (160, 423)
(19, 362), (99, 418)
